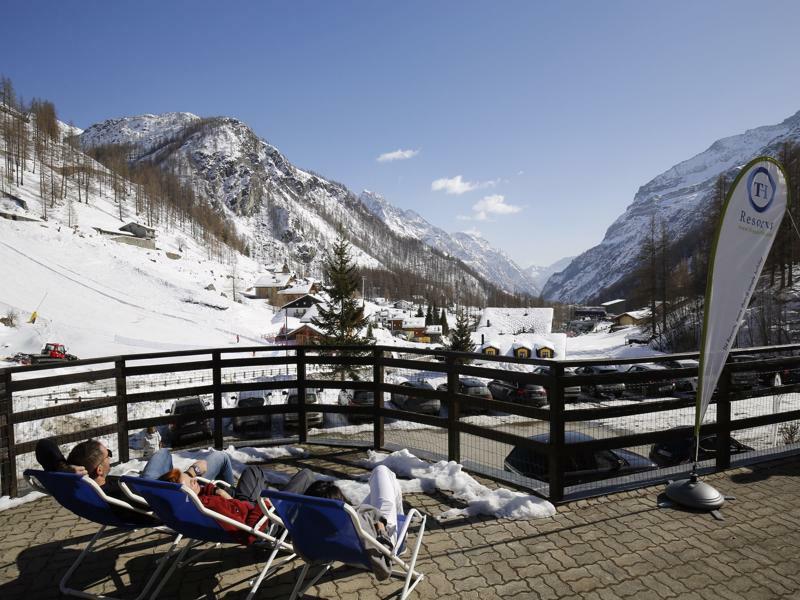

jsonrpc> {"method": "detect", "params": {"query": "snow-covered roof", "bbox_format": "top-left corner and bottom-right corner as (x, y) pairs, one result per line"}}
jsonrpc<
(402, 317), (426, 329)
(601, 299), (625, 306)
(288, 322), (324, 336)
(254, 272), (293, 288)
(619, 309), (651, 321)
(278, 281), (314, 295)
(477, 307), (553, 336)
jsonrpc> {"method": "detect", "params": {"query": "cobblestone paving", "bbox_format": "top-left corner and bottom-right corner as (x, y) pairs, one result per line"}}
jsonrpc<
(1, 448), (800, 599)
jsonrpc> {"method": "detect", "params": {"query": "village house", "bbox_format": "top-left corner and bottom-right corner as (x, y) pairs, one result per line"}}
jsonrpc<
(119, 221), (156, 240)
(252, 271), (296, 304)
(474, 307), (566, 359)
(614, 309), (651, 327)
(279, 294), (323, 318)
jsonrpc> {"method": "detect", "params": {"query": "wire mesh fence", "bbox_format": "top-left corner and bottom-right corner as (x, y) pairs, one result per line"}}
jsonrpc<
(4, 343), (800, 501)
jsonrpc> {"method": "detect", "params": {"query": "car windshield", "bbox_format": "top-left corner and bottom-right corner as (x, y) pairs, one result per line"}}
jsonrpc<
(595, 366), (618, 374)
(238, 397), (264, 408)
(465, 384), (489, 395)
(288, 392), (317, 404)
(175, 402), (202, 414)
(353, 391), (373, 401)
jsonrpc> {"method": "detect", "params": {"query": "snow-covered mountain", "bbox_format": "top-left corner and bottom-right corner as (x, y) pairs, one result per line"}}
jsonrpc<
(524, 256), (574, 294)
(542, 110), (800, 302)
(80, 113), (535, 297)
(359, 191), (540, 295)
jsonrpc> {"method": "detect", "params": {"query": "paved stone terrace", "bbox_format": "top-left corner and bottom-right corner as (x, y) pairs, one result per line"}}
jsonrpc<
(1, 447), (800, 599)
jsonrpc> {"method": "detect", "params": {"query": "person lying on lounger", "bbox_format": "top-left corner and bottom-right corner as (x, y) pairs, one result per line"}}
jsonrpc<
(158, 465), (316, 544)
(305, 464), (404, 580)
(35, 438), (235, 519)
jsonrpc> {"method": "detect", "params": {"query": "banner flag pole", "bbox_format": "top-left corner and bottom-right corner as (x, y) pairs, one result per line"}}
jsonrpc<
(665, 156), (788, 512)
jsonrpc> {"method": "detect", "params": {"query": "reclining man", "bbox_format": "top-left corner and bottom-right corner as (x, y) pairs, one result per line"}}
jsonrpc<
(35, 438), (234, 520)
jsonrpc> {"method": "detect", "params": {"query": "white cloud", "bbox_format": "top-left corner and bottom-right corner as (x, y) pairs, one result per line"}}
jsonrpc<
(469, 194), (522, 221)
(431, 175), (476, 195)
(431, 175), (500, 195)
(377, 148), (419, 162)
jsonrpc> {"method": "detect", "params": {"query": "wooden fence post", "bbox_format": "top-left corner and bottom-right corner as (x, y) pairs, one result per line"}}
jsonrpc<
(373, 348), (384, 450)
(548, 363), (565, 503)
(212, 351), (223, 450)
(0, 370), (15, 497)
(297, 348), (307, 444)
(716, 366), (732, 470)
(446, 356), (460, 463)
(115, 358), (129, 463)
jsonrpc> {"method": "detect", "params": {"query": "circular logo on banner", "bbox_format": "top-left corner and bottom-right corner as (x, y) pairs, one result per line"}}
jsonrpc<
(747, 166), (776, 213)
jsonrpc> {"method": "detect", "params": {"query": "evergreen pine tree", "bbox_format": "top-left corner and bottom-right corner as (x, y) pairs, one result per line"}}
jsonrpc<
(415, 305), (424, 318)
(366, 322), (374, 339)
(312, 230), (370, 346)
(425, 304), (433, 326)
(432, 301), (439, 325)
(440, 309), (449, 335)
(446, 309), (475, 356)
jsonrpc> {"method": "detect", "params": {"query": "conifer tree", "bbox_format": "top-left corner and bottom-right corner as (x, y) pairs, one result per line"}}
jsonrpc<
(446, 309), (475, 355)
(312, 229), (370, 346)
(425, 304), (433, 326)
(440, 308), (449, 336)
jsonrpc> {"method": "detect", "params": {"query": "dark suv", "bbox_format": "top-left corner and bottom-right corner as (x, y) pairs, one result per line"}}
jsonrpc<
(649, 427), (753, 467)
(504, 431), (657, 485)
(166, 397), (212, 445)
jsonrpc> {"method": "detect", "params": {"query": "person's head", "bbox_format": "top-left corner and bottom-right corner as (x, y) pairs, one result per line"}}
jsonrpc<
(147, 426), (156, 435)
(304, 480), (347, 502)
(67, 440), (112, 482)
(159, 468), (201, 495)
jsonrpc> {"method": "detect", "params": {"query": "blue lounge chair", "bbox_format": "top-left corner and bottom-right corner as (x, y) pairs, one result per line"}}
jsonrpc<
(121, 476), (295, 600)
(261, 490), (427, 600)
(23, 469), (182, 600)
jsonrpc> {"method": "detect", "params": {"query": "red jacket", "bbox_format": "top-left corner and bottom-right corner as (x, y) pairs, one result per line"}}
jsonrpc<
(198, 483), (269, 545)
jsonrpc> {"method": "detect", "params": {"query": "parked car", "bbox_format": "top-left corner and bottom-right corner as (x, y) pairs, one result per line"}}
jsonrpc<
(338, 389), (375, 422)
(572, 365), (625, 398)
(166, 396), (212, 445)
(661, 359), (699, 393)
(624, 364), (676, 398)
(531, 366), (582, 402)
(436, 377), (493, 413)
(283, 389), (323, 428)
(728, 354), (759, 390)
(503, 431), (658, 485)
(391, 380), (441, 415)
(649, 426), (754, 467)
(232, 391), (270, 433)
(487, 378), (548, 407)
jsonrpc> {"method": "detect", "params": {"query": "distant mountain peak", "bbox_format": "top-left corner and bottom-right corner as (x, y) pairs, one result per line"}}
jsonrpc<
(542, 109), (800, 302)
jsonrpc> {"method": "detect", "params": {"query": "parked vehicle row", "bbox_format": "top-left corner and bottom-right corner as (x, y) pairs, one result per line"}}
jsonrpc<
(503, 427), (754, 485)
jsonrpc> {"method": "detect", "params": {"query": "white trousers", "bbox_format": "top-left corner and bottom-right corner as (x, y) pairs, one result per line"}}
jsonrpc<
(362, 464), (404, 543)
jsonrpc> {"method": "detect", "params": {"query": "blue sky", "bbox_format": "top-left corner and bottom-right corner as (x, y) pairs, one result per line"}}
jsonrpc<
(4, 1), (800, 268)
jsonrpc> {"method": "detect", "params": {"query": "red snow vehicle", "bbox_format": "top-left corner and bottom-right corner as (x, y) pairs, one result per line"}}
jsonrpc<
(31, 343), (78, 364)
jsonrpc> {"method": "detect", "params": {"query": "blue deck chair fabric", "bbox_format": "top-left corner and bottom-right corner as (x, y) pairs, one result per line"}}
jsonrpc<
(121, 475), (295, 600)
(23, 469), (181, 600)
(264, 489), (427, 600)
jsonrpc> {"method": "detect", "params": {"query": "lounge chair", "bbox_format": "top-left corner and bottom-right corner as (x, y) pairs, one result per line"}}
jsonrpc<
(261, 489), (427, 600)
(23, 469), (182, 600)
(121, 476), (295, 600)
